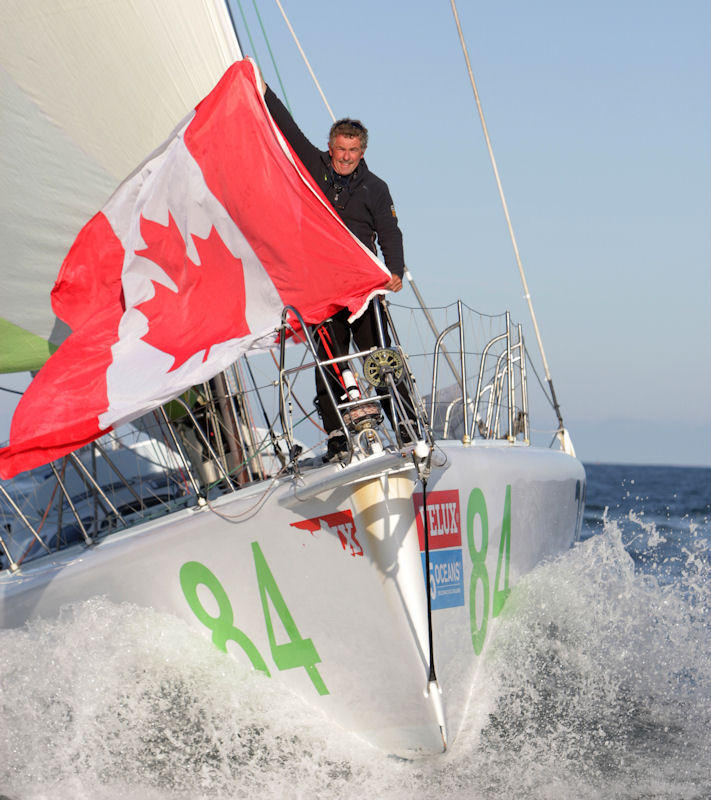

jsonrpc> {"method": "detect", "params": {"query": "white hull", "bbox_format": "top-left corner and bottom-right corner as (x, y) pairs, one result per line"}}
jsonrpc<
(1, 0), (587, 762)
(0, 440), (584, 757)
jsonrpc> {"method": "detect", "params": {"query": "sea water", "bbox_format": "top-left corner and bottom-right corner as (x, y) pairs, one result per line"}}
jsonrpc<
(0, 463), (709, 800)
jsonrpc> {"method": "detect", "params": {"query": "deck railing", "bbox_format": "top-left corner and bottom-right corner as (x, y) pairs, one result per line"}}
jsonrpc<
(1, 299), (537, 571)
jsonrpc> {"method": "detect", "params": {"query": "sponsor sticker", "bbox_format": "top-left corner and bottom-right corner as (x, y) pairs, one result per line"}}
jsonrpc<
(412, 489), (464, 609)
(290, 510), (363, 557)
(412, 489), (461, 550)
(425, 549), (465, 609)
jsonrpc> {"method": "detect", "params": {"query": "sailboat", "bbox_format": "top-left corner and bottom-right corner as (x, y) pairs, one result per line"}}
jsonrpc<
(0, 1), (585, 757)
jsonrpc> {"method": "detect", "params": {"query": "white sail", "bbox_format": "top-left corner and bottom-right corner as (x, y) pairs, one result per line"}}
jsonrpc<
(0, 0), (242, 373)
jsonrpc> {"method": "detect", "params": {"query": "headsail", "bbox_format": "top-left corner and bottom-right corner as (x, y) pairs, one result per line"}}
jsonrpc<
(0, 0), (242, 373)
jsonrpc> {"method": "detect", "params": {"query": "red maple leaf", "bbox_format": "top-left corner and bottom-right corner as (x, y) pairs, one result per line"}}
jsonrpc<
(134, 213), (250, 372)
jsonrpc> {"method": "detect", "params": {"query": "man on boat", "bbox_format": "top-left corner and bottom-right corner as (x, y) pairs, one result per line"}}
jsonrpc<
(259, 76), (415, 461)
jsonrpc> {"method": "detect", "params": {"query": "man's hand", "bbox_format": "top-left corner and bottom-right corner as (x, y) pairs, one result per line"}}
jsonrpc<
(384, 275), (403, 292)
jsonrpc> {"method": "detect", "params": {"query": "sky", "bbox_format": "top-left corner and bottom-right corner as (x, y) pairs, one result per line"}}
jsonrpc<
(1, 0), (709, 466)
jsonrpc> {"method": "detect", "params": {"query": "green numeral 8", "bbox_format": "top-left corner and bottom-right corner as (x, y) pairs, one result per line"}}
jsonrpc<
(180, 560), (270, 674)
(180, 547), (329, 696)
(467, 488), (490, 655)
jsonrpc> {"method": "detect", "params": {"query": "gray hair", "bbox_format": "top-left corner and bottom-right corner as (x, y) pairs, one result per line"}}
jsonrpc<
(328, 118), (368, 149)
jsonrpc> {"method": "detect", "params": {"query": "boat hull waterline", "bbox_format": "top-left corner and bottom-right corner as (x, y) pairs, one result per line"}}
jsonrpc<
(0, 440), (585, 757)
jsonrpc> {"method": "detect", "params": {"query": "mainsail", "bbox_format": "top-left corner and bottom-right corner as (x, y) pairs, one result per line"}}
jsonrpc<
(0, 0), (242, 373)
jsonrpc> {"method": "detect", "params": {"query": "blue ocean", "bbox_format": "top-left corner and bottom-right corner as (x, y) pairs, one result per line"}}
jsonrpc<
(1, 463), (709, 799)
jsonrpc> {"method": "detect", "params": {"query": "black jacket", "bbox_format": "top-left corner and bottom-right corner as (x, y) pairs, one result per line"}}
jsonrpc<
(264, 86), (405, 277)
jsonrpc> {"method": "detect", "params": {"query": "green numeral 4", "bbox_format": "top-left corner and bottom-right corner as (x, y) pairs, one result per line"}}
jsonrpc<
(180, 544), (329, 696)
(252, 542), (329, 696)
(492, 484), (511, 618)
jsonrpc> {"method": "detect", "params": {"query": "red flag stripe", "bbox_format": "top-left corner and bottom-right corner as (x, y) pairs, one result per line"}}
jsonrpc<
(0, 213), (125, 476)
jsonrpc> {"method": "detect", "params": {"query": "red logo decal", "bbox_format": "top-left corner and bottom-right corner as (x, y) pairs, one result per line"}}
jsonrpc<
(290, 510), (363, 557)
(412, 490), (461, 551)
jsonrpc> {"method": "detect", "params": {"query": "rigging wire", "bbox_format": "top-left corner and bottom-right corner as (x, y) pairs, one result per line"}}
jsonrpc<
(449, 0), (568, 437)
(251, 0), (292, 112)
(269, 349), (326, 432)
(243, 356), (286, 466)
(420, 476), (437, 684)
(524, 344), (557, 412)
(231, 0), (261, 69)
(272, 0), (335, 122)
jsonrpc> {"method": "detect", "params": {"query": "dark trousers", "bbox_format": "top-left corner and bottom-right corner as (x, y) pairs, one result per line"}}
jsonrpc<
(314, 301), (414, 434)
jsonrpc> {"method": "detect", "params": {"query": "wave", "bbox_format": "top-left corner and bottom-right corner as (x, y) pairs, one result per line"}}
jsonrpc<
(1, 517), (709, 799)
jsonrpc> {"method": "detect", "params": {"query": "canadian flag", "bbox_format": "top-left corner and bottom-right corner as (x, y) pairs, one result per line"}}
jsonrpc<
(0, 59), (390, 479)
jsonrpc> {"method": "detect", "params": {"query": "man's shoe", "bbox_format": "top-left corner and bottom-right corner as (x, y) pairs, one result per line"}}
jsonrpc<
(323, 432), (349, 463)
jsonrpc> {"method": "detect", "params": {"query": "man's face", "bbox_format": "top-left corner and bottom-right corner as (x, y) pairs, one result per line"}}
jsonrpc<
(328, 135), (364, 176)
